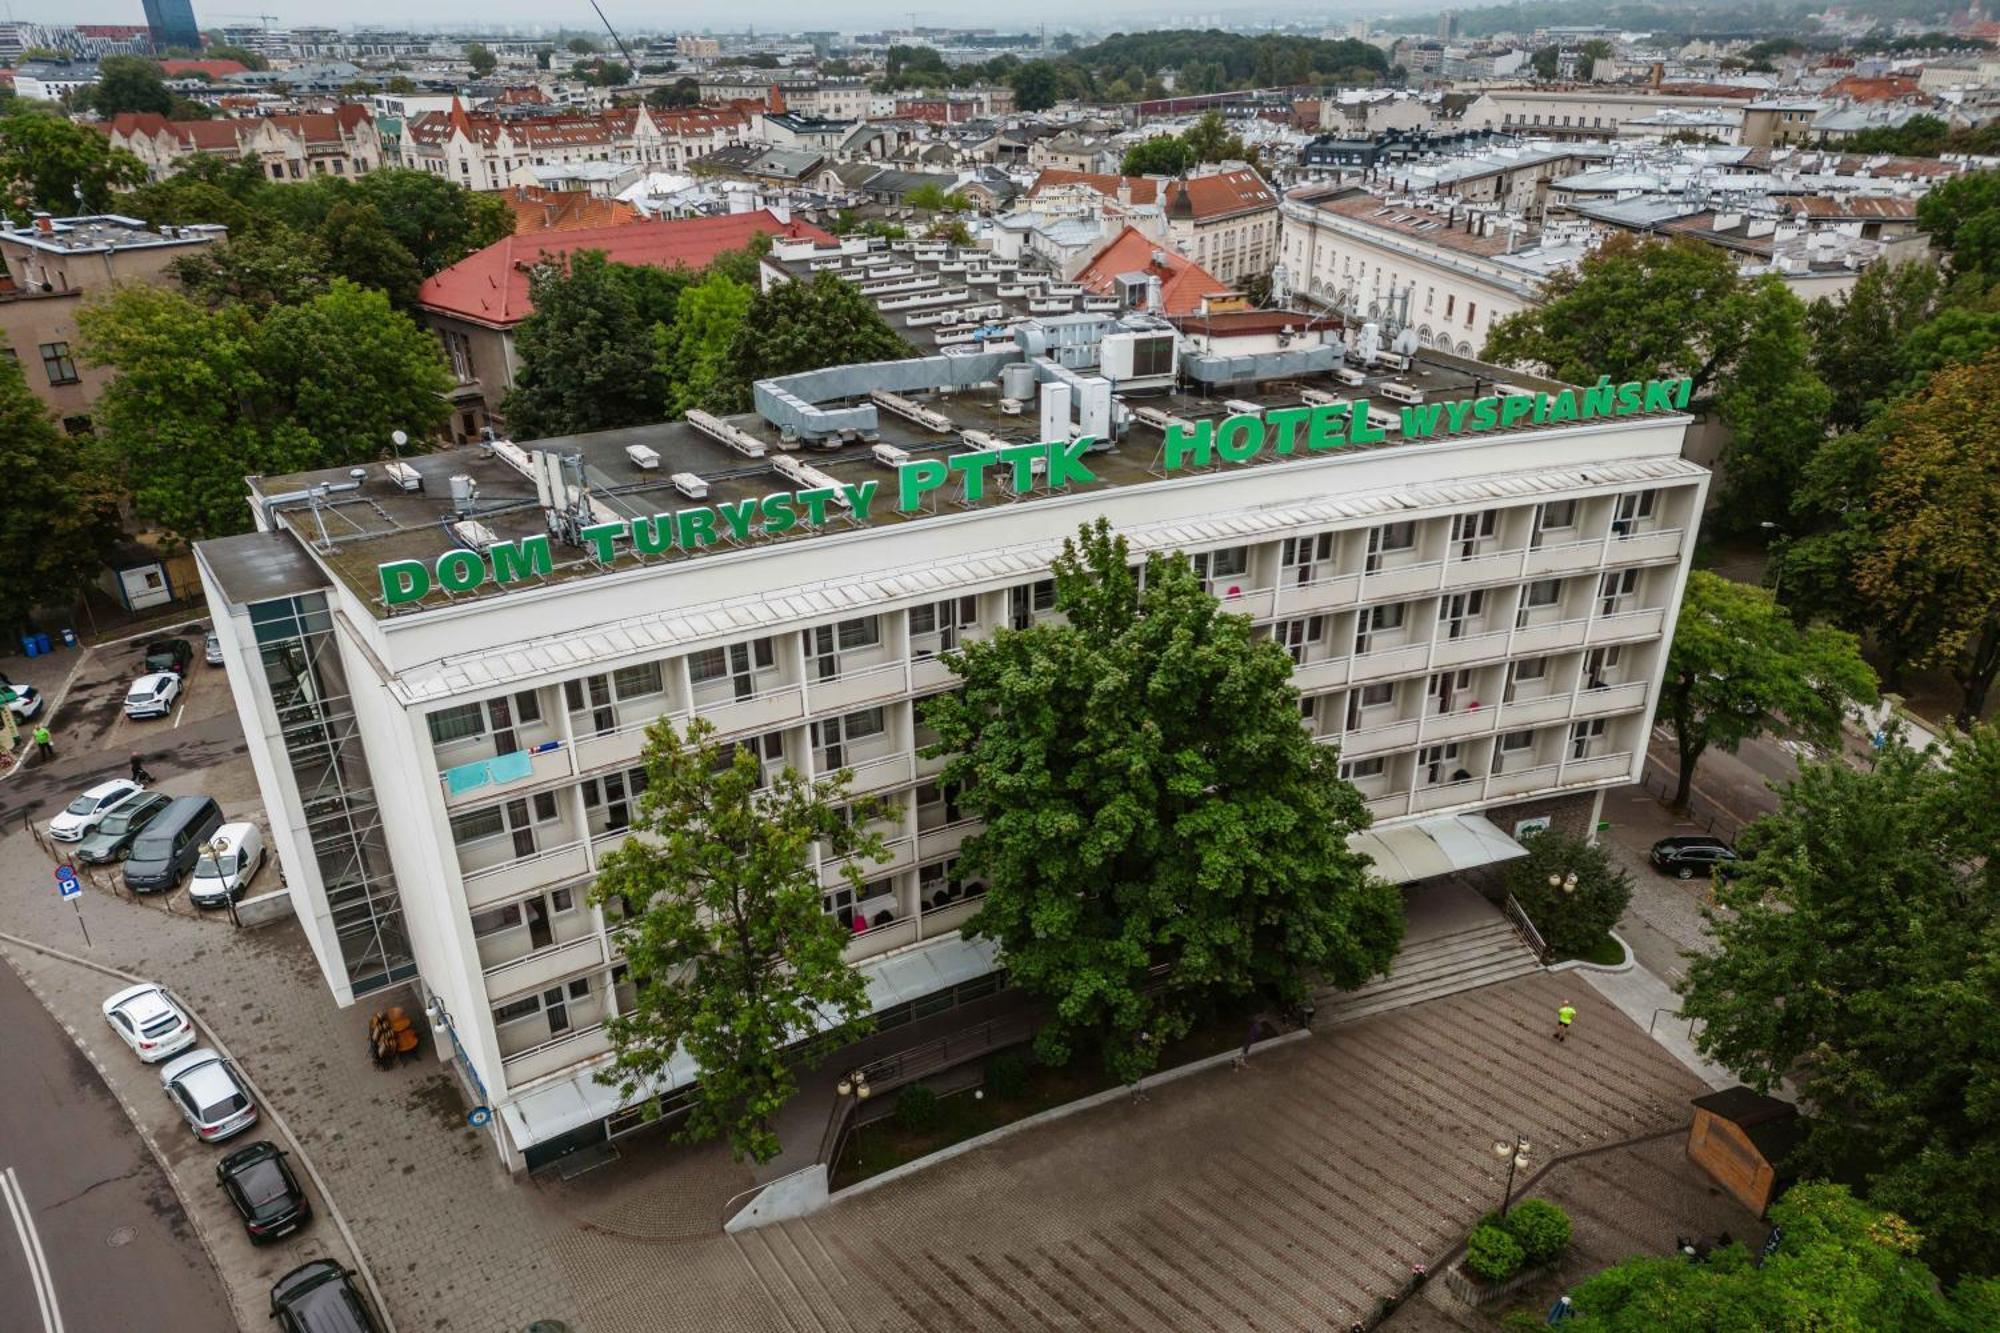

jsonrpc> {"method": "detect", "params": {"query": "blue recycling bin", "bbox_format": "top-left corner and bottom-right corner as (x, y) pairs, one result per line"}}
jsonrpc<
(20, 635), (39, 658)
(32, 633), (51, 656)
(59, 628), (76, 648)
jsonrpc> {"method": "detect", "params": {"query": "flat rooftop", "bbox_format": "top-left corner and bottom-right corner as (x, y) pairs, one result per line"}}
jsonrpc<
(249, 346), (1675, 621)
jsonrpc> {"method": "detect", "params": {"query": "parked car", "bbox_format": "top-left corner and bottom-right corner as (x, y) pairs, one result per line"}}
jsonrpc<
(124, 672), (182, 720)
(143, 637), (195, 678)
(160, 1048), (258, 1143)
(204, 632), (224, 667)
(189, 822), (264, 907)
(215, 1141), (311, 1243)
(46, 778), (144, 842)
(123, 795), (225, 894)
(101, 982), (197, 1064)
(1650, 835), (1740, 880)
(4, 683), (42, 720)
(76, 791), (174, 864)
(269, 1261), (381, 1333)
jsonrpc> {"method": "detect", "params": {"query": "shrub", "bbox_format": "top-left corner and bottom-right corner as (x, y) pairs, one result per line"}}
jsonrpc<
(1465, 1223), (1526, 1283)
(985, 1050), (1032, 1100)
(1504, 1199), (1572, 1267)
(892, 1083), (940, 1133)
(1502, 829), (1634, 958)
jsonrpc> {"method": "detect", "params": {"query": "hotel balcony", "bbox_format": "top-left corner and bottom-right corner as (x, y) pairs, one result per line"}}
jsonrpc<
(483, 933), (609, 1005)
(805, 659), (911, 716)
(462, 840), (591, 911)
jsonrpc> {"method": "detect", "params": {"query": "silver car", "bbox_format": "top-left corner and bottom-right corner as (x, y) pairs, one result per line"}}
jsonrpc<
(204, 632), (224, 667)
(161, 1049), (258, 1143)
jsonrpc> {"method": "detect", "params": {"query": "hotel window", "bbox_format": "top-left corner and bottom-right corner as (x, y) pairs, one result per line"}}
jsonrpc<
(38, 341), (79, 386)
(1281, 533), (1333, 584)
(910, 596), (977, 656)
(1495, 729), (1537, 772)
(1439, 589), (1485, 639)
(1569, 717), (1608, 760)
(1599, 568), (1639, 615)
(1338, 756), (1385, 782)
(1275, 616), (1325, 664)
(1518, 580), (1563, 625)
(1420, 743), (1464, 785)
(1444, 294), (1455, 319)
(1009, 579), (1056, 629)
(1365, 521), (1416, 571)
(1583, 645), (1623, 689)
(1465, 302), (1477, 328)
(1450, 509), (1497, 556)
(1611, 489), (1657, 535)
(1531, 499), (1577, 546)
(1190, 546), (1248, 590)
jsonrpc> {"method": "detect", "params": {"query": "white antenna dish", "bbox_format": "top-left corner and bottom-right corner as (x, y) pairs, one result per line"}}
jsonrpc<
(391, 429), (409, 448)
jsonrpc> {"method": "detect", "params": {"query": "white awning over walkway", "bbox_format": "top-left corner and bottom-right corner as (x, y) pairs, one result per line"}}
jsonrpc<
(1348, 814), (1530, 884)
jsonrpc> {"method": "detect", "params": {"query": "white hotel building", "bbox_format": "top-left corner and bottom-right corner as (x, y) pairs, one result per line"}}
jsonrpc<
(198, 250), (1706, 1173)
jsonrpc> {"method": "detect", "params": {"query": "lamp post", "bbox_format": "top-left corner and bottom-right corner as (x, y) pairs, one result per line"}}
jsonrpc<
(830, 1069), (871, 1163)
(1493, 1133), (1531, 1217)
(1547, 870), (1578, 896)
(1759, 521), (1785, 602)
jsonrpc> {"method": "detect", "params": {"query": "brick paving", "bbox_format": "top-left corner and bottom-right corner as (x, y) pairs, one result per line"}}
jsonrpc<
(1, 743), (1718, 1333)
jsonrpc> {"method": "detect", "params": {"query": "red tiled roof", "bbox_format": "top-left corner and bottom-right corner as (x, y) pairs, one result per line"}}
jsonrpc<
(490, 185), (642, 235)
(1028, 167), (1276, 221)
(1827, 75), (1925, 102)
(107, 107), (373, 153)
(1073, 225), (1232, 317)
(416, 211), (836, 327)
(158, 59), (249, 79)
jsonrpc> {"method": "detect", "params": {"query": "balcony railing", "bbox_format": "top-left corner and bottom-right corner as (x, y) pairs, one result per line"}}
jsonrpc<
(461, 839), (591, 911)
(805, 659), (910, 715)
(572, 709), (688, 775)
(500, 1023), (614, 1086)
(483, 933), (609, 1001)
(695, 681), (805, 738)
(437, 743), (573, 808)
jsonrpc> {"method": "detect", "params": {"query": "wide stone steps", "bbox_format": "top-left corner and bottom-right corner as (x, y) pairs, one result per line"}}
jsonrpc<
(1315, 919), (1542, 1025)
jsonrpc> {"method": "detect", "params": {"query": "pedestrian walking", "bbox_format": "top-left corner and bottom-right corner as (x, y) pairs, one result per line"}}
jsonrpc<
(32, 724), (53, 762)
(129, 752), (154, 784)
(1554, 1000), (1577, 1043)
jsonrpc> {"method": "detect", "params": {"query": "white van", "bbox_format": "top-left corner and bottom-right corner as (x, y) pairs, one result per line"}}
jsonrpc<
(189, 823), (265, 907)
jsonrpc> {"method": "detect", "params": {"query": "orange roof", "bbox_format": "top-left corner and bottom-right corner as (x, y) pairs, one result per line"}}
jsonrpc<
(1072, 225), (1232, 317)
(158, 58), (249, 79)
(490, 185), (642, 235)
(1827, 75), (1925, 102)
(1028, 167), (1276, 221)
(107, 107), (373, 153)
(416, 210), (835, 327)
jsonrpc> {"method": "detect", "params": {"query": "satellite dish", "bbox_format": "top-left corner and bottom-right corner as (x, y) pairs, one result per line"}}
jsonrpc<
(391, 430), (409, 448)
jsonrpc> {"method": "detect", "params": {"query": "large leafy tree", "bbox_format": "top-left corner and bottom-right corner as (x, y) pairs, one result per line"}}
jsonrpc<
(0, 357), (123, 634)
(1916, 169), (2000, 285)
(925, 520), (1403, 1082)
(1500, 830), (1631, 956)
(590, 718), (887, 1164)
(89, 56), (173, 116)
(502, 250), (666, 438)
(1121, 135), (1195, 176)
(1716, 277), (1833, 532)
(318, 201), (424, 308)
(168, 220), (330, 311)
(1680, 732), (2000, 1281)
(254, 280), (451, 462)
(722, 270), (912, 404)
(1567, 1183), (2000, 1328)
(1482, 235), (1750, 396)
(655, 269), (753, 416)
(1661, 571), (1876, 809)
(0, 103), (146, 214)
(1855, 349), (2000, 722)
(1804, 260), (1941, 433)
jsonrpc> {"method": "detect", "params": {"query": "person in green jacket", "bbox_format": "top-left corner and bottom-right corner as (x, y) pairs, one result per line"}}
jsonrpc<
(31, 724), (52, 762)
(1554, 1001), (1576, 1043)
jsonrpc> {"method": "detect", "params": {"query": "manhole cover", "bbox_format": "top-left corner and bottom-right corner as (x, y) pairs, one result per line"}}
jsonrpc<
(107, 1226), (136, 1248)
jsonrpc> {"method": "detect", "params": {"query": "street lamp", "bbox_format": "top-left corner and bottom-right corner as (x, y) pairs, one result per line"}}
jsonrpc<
(1492, 1133), (1531, 1217)
(1547, 871), (1578, 895)
(1759, 521), (1786, 602)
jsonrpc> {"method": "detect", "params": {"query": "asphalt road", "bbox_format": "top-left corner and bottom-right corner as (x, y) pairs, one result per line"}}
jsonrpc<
(0, 959), (236, 1333)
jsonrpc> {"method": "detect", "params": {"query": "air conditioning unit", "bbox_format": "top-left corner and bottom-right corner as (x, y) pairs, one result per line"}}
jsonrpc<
(997, 398), (1025, 415)
(625, 444), (661, 470)
(382, 461), (422, 492)
(671, 472), (709, 500)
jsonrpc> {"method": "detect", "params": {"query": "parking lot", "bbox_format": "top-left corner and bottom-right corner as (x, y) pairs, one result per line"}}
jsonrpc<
(39, 622), (239, 759)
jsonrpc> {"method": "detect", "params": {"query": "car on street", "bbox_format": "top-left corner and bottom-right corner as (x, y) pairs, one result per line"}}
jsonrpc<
(1650, 835), (1741, 879)
(215, 1141), (311, 1243)
(76, 790), (174, 864)
(269, 1260), (382, 1333)
(144, 637), (195, 678)
(124, 671), (182, 719)
(46, 778), (144, 842)
(101, 982), (197, 1064)
(204, 631), (224, 666)
(189, 821), (264, 907)
(4, 683), (43, 720)
(160, 1048), (258, 1143)
(123, 795), (225, 894)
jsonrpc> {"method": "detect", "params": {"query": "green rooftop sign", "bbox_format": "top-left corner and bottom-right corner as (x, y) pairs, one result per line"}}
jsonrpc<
(378, 376), (1693, 607)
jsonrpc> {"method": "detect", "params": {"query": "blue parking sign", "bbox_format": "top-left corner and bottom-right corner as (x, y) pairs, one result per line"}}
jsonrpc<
(55, 866), (80, 900)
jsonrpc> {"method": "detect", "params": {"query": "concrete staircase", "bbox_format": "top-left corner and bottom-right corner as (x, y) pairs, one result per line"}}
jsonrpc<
(1315, 918), (1541, 1026)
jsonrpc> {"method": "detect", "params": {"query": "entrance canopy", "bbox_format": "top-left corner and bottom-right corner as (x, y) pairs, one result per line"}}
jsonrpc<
(1348, 814), (1529, 883)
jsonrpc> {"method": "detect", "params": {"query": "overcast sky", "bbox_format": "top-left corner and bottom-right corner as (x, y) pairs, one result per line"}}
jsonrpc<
(52, 2), (1392, 37)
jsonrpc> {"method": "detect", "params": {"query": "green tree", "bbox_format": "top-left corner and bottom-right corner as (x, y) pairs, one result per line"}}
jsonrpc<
(590, 717), (886, 1164)
(1716, 277), (1832, 532)
(1855, 350), (2000, 722)
(924, 520), (1403, 1082)
(566, 36), (598, 54)
(1892, 303), (2000, 401)
(647, 78), (702, 110)
(204, 43), (270, 71)
(89, 55), (173, 116)
(167, 221), (329, 311)
(1121, 134), (1193, 175)
(1010, 59), (1062, 112)
(1917, 170), (2000, 285)
(1482, 236), (1749, 397)
(1662, 570), (1876, 809)
(1568, 1183), (1997, 1327)
(1181, 110), (1246, 164)
(1501, 830), (1632, 954)
(1805, 260), (1942, 431)
(0, 356), (123, 633)
(655, 268), (753, 416)
(0, 103), (146, 214)
(1681, 732), (2000, 1281)
(167, 96), (214, 120)
(465, 42), (497, 77)
(318, 201), (424, 307)
(503, 250), (665, 438)
(1530, 45), (1560, 80)
(721, 270), (912, 406)
(349, 169), (513, 274)
(253, 279), (450, 464)
(902, 181), (956, 211)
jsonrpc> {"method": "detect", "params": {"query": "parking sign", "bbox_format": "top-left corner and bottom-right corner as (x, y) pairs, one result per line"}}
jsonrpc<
(55, 866), (80, 900)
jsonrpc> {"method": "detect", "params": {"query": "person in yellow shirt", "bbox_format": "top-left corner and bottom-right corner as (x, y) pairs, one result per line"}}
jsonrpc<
(1554, 1001), (1576, 1043)
(31, 724), (52, 762)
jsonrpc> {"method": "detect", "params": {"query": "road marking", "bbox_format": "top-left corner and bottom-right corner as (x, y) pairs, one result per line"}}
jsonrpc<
(173, 701), (187, 728)
(1, 1165), (65, 1333)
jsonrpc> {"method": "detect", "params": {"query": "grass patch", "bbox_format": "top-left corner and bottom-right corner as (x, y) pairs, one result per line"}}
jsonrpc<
(830, 1008), (1269, 1189)
(1555, 933), (1626, 967)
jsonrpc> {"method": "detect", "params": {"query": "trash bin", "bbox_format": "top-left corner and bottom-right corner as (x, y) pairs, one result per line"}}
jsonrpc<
(59, 628), (76, 648)
(20, 635), (39, 658)
(32, 633), (51, 656)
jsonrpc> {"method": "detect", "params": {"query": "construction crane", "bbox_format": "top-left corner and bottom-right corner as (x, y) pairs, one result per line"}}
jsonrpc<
(213, 12), (282, 29)
(584, 0), (639, 77)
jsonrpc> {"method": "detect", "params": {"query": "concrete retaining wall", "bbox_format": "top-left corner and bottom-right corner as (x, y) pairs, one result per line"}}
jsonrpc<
(234, 889), (295, 928)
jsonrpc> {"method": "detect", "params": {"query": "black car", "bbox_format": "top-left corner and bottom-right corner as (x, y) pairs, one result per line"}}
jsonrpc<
(269, 1260), (381, 1333)
(216, 1140), (311, 1243)
(143, 637), (195, 678)
(1650, 835), (1740, 879)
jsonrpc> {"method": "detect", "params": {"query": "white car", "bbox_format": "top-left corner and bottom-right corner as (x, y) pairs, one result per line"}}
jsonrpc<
(47, 778), (145, 842)
(204, 632), (224, 667)
(102, 983), (198, 1063)
(160, 1049), (258, 1143)
(5, 683), (42, 720)
(124, 671), (182, 720)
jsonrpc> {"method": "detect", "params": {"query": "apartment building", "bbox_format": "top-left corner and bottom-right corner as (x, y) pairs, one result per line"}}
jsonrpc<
(107, 108), (384, 184)
(1462, 88), (1765, 143)
(1026, 168), (1281, 287)
(198, 262), (1705, 1174)
(400, 101), (756, 191)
